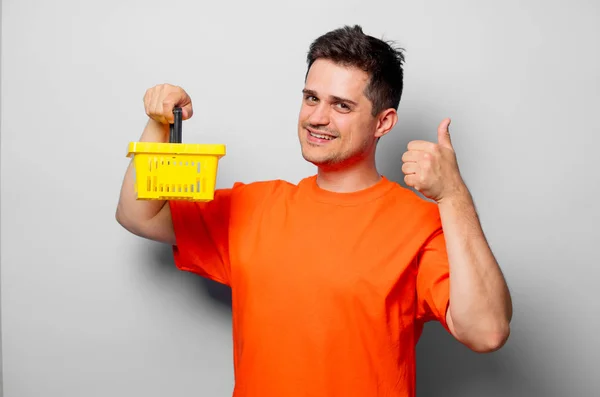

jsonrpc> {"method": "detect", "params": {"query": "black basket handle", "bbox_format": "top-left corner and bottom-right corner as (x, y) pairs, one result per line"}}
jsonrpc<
(169, 107), (183, 143)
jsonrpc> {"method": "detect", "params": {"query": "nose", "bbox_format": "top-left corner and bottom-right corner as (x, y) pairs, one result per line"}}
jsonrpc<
(308, 103), (330, 126)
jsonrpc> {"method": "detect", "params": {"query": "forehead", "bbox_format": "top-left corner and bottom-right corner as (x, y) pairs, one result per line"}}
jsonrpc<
(305, 59), (370, 101)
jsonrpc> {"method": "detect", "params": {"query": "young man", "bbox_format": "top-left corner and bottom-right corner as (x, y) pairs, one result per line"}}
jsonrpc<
(116, 25), (512, 397)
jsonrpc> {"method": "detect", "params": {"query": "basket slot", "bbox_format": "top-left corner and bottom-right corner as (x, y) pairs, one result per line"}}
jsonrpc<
(131, 148), (221, 201)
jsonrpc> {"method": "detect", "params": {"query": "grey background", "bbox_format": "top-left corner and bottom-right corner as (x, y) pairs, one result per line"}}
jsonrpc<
(1, 0), (599, 396)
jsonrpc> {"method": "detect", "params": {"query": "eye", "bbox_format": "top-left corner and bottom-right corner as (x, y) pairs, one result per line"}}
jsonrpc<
(304, 95), (318, 104)
(335, 102), (351, 112)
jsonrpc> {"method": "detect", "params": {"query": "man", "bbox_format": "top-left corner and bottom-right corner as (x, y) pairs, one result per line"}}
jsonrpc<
(116, 25), (512, 397)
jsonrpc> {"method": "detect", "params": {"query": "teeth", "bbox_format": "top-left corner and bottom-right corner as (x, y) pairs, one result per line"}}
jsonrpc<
(310, 132), (334, 140)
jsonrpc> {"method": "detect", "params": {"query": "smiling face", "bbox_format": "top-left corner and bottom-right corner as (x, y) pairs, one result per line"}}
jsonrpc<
(297, 59), (395, 169)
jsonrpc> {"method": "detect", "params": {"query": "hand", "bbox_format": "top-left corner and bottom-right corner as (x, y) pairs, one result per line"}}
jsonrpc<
(143, 83), (193, 125)
(401, 118), (466, 203)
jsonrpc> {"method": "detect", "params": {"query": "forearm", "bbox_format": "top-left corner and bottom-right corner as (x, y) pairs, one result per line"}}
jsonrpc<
(438, 186), (512, 351)
(116, 119), (170, 231)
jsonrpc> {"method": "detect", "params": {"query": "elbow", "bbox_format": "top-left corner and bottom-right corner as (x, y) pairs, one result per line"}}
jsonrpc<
(450, 311), (511, 353)
(115, 207), (124, 226)
(465, 323), (511, 353)
(115, 204), (138, 234)
(115, 206), (128, 229)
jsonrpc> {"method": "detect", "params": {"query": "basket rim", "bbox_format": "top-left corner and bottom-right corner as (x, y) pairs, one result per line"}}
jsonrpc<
(127, 141), (226, 157)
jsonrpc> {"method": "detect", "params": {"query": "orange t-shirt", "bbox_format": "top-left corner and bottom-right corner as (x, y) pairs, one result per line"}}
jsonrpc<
(169, 175), (450, 397)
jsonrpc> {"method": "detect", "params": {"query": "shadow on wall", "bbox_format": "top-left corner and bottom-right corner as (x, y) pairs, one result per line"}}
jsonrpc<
(415, 321), (566, 397)
(416, 325), (504, 396)
(382, 116), (561, 397)
(149, 242), (233, 309)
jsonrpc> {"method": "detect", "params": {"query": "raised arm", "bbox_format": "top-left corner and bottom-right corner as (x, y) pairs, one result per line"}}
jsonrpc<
(403, 118), (512, 352)
(115, 84), (194, 245)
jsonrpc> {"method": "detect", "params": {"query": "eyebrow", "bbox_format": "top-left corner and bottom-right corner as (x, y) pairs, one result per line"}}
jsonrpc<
(302, 89), (358, 107)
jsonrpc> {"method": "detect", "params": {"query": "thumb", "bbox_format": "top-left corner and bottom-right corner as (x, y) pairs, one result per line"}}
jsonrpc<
(437, 118), (452, 148)
(181, 104), (194, 120)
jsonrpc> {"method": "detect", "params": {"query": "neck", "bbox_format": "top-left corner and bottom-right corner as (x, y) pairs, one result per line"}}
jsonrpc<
(316, 156), (381, 193)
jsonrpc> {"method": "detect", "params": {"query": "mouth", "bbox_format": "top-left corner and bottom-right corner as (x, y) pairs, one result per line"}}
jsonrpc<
(306, 127), (337, 144)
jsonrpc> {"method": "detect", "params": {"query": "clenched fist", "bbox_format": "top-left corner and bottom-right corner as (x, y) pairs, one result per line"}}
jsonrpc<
(401, 118), (467, 203)
(143, 84), (193, 125)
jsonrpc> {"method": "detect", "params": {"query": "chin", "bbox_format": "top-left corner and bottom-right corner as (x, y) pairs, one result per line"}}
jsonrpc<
(301, 151), (324, 165)
(301, 149), (342, 168)
(301, 149), (326, 165)
(299, 137), (350, 166)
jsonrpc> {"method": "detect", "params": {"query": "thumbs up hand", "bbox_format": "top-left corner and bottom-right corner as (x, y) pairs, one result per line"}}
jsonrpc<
(401, 118), (466, 203)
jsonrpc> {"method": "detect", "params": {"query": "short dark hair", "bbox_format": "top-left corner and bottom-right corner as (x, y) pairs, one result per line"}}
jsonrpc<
(306, 25), (405, 116)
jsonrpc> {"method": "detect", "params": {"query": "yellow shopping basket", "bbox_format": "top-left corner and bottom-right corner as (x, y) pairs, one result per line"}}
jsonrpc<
(127, 107), (226, 202)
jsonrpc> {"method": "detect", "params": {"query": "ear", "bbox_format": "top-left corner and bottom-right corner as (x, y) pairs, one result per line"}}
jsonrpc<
(374, 108), (398, 138)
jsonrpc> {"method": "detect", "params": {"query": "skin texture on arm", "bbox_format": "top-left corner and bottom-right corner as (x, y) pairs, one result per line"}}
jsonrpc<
(115, 84), (194, 245)
(439, 186), (512, 352)
(402, 119), (512, 353)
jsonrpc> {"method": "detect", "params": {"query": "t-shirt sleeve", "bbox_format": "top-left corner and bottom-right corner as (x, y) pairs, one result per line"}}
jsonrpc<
(416, 224), (451, 332)
(168, 186), (238, 286)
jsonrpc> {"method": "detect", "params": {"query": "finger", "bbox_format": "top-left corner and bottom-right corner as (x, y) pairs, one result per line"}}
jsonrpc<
(437, 118), (452, 148)
(181, 103), (193, 120)
(402, 162), (419, 175)
(407, 140), (436, 152)
(164, 90), (192, 122)
(173, 92), (193, 120)
(404, 174), (420, 190)
(401, 150), (423, 163)
(143, 89), (151, 115)
(162, 95), (177, 124)
(153, 85), (167, 123)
